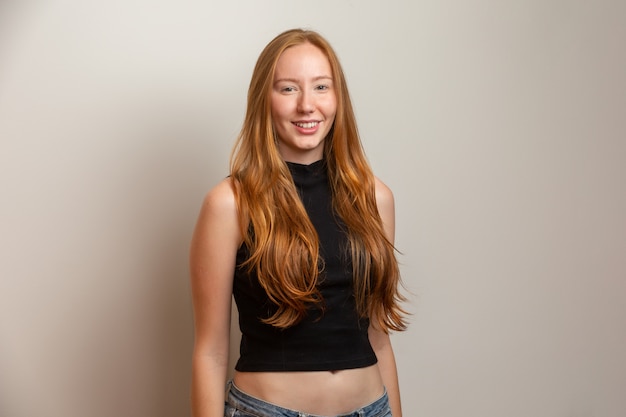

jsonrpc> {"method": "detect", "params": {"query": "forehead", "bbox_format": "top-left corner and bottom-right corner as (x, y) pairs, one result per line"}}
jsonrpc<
(274, 43), (332, 79)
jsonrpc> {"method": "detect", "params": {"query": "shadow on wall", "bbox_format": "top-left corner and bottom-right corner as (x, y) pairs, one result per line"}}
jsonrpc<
(1, 91), (234, 416)
(95, 103), (232, 416)
(0, 2), (242, 413)
(96, 119), (230, 416)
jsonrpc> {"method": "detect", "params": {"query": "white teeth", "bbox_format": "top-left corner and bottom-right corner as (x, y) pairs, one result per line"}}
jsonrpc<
(295, 122), (318, 129)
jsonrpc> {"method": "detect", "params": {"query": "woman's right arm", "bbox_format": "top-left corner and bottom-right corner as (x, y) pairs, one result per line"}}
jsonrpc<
(189, 178), (242, 417)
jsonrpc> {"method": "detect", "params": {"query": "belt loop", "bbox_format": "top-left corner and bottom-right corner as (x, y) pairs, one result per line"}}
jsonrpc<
(225, 379), (233, 394)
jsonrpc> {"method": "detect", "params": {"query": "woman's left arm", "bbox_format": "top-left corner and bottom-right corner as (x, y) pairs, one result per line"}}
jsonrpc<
(371, 177), (402, 417)
(369, 326), (402, 417)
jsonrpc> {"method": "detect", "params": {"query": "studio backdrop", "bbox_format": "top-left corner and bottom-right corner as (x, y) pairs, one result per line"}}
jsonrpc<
(1, 1), (625, 416)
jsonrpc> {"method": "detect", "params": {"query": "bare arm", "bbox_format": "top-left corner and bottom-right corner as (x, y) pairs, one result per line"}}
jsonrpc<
(189, 179), (241, 417)
(370, 177), (403, 417)
(370, 326), (402, 417)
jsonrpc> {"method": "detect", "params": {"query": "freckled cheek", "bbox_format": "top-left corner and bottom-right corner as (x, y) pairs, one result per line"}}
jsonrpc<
(322, 94), (338, 114)
(269, 106), (286, 128)
(270, 97), (296, 122)
(323, 103), (338, 120)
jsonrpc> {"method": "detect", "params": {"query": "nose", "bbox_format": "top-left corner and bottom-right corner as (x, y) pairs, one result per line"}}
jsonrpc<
(297, 90), (315, 113)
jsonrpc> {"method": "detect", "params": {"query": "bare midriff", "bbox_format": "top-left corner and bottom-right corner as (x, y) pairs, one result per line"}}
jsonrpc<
(232, 364), (384, 416)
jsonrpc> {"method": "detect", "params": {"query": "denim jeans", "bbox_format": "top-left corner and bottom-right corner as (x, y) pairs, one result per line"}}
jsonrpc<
(224, 380), (392, 417)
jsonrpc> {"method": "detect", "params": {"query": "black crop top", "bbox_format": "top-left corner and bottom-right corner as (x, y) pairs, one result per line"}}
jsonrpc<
(232, 160), (377, 371)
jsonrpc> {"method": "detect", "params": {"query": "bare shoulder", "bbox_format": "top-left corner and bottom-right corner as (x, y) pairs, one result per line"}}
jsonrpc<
(191, 177), (241, 253)
(202, 177), (237, 213)
(198, 178), (240, 229)
(374, 177), (396, 242)
(374, 176), (395, 211)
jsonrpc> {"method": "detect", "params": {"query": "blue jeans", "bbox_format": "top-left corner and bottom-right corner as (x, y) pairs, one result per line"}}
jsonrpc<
(224, 380), (392, 417)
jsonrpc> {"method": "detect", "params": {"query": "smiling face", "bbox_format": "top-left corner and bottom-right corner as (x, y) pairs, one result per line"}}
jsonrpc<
(271, 42), (337, 164)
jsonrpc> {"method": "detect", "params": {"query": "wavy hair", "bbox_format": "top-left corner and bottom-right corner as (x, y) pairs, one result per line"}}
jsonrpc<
(230, 29), (407, 332)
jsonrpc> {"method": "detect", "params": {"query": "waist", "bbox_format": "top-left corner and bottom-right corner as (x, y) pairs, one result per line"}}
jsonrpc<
(232, 364), (384, 416)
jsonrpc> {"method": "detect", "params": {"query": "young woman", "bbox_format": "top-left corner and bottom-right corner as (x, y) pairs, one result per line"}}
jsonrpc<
(190, 29), (407, 417)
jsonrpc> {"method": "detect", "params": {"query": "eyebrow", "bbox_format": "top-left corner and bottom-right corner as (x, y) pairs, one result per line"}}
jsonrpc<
(274, 76), (333, 83)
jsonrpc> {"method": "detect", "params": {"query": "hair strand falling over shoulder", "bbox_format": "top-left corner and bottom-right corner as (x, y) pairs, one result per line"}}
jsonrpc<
(230, 28), (407, 332)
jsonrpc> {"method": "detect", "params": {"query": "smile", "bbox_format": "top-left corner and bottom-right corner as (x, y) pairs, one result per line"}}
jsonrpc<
(293, 121), (319, 129)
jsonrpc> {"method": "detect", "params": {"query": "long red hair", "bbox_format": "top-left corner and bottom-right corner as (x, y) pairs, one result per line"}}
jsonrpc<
(230, 29), (407, 332)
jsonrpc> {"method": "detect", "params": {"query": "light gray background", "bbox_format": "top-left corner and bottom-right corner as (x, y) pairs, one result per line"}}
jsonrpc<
(1, 1), (625, 416)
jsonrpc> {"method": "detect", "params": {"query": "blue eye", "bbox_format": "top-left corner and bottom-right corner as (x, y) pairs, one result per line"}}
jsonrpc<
(315, 85), (329, 91)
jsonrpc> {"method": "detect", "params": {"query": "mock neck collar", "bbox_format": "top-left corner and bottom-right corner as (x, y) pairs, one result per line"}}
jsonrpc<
(286, 159), (327, 187)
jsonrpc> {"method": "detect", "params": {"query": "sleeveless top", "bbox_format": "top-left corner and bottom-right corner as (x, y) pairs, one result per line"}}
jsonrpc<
(232, 160), (377, 371)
